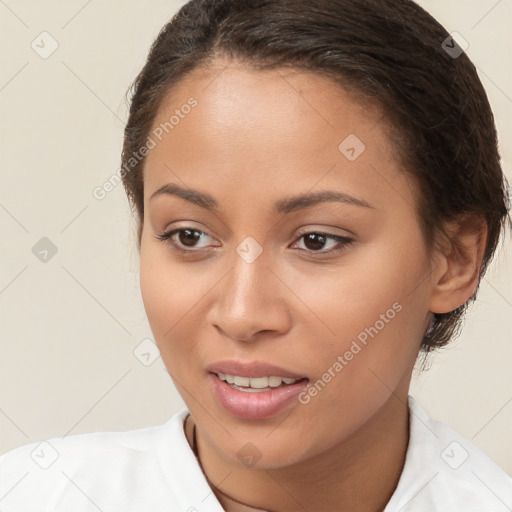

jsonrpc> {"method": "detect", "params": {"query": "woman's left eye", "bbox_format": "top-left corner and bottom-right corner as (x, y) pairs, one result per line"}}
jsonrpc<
(292, 232), (353, 254)
(154, 228), (353, 255)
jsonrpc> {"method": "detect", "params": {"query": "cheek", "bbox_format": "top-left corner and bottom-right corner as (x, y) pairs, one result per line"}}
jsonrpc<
(139, 244), (207, 362)
(292, 243), (424, 342)
(292, 235), (429, 385)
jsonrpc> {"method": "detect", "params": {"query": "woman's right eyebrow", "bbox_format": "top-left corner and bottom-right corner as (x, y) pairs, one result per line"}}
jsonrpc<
(149, 183), (375, 213)
(150, 183), (218, 210)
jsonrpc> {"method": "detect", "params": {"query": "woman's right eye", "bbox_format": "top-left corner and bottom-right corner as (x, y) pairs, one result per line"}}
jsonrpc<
(154, 228), (216, 253)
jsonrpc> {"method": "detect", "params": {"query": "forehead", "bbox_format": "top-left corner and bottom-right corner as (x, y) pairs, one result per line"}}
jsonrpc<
(150, 60), (386, 144)
(143, 60), (415, 215)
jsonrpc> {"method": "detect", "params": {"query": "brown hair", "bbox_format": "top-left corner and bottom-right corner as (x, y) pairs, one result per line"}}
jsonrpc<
(120, 0), (510, 366)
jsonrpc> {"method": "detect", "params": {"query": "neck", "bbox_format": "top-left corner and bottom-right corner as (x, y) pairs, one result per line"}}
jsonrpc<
(185, 392), (410, 512)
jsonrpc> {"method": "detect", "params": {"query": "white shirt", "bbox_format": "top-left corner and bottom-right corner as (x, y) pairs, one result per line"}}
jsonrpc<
(0, 395), (511, 511)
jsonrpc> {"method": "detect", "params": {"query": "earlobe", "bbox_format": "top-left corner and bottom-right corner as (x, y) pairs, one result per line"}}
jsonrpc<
(428, 216), (488, 314)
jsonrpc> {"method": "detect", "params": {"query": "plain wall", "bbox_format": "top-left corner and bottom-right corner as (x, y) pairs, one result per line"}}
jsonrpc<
(1, 0), (511, 476)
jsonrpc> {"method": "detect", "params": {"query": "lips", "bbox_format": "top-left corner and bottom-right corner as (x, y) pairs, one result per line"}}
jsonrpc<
(205, 360), (308, 380)
(208, 373), (308, 420)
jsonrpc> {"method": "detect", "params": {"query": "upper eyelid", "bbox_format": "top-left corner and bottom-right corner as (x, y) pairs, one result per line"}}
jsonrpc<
(165, 222), (352, 238)
(165, 226), (349, 239)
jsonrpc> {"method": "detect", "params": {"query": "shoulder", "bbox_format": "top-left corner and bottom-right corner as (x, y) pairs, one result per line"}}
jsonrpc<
(384, 395), (512, 512)
(0, 409), (199, 511)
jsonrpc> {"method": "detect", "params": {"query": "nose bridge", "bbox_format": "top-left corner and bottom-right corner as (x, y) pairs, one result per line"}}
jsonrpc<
(211, 236), (291, 340)
(225, 238), (273, 318)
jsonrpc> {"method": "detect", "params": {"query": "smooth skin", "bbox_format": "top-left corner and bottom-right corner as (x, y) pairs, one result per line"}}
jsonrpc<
(139, 59), (487, 512)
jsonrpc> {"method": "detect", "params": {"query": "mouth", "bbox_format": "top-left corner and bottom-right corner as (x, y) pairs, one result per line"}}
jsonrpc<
(206, 361), (310, 420)
(206, 359), (308, 380)
(213, 372), (308, 393)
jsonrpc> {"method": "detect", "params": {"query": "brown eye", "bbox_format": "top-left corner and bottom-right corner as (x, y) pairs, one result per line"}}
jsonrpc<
(154, 227), (215, 253)
(302, 233), (328, 251)
(293, 231), (354, 255)
(178, 229), (202, 247)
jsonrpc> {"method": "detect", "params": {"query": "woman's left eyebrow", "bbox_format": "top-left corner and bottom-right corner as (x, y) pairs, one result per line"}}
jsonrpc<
(273, 189), (375, 214)
(149, 183), (375, 213)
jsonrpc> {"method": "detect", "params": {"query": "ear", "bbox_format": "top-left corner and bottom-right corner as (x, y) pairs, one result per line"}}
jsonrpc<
(428, 215), (488, 314)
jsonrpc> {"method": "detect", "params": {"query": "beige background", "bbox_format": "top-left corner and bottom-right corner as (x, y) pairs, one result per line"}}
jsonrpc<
(0, 0), (511, 476)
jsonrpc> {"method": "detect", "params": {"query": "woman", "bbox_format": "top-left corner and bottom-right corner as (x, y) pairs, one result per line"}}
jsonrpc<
(1, 0), (511, 510)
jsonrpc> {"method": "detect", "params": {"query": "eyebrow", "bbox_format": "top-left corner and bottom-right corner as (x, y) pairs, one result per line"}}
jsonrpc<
(150, 183), (374, 214)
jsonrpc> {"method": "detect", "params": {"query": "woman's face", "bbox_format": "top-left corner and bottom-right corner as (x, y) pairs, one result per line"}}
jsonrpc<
(140, 60), (436, 467)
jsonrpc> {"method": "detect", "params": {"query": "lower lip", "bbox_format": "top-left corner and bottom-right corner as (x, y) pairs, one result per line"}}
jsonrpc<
(208, 373), (308, 420)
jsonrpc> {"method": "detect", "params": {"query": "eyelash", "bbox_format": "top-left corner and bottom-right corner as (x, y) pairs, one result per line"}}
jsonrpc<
(154, 227), (354, 256)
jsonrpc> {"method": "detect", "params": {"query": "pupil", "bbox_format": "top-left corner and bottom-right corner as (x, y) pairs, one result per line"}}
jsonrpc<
(304, 233), (326, 251)
(179, 229), (201, 247)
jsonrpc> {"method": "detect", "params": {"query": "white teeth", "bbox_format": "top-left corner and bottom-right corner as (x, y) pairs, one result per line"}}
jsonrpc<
(248, 377), (269, 389)
(217, 373), (300, 389)
(234, 376), (250, 387)
(268, 376), (283, 387)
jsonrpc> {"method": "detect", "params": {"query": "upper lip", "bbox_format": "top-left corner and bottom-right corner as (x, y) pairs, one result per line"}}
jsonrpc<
(206, 360), (308, 380)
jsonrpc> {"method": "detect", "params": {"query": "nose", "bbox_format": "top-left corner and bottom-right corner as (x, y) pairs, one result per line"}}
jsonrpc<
(207, 247), (292, 343)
